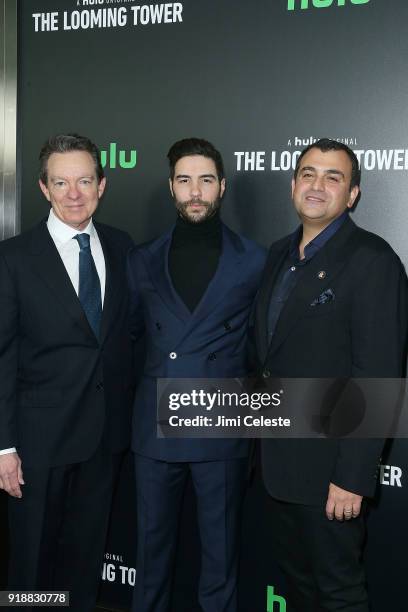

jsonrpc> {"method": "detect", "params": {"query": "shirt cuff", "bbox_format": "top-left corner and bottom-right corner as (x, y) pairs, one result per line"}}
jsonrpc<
(0, 447), (17, 455)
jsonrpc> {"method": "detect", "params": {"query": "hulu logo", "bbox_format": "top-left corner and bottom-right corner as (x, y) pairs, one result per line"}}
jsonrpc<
(267, 586), (286, 611)
(100, 143), (137, 169)
(288, 0), (370, 10)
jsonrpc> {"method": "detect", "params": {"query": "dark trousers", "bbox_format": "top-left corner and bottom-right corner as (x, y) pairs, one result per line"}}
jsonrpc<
(8, 445), (122, 612)
(268, 497), (369, 612)
(132, 455), (247, 612)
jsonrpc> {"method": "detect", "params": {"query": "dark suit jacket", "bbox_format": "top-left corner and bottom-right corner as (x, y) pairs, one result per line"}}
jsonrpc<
(127, 223), (267, 462)
(0, 219), (135, 468)
(255, 216), (408, 504)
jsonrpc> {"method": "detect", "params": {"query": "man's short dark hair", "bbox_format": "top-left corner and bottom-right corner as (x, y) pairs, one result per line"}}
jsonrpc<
(294, 138), (361, 190)
(39, 133), (104, 184)
(167, 138), (225, 181)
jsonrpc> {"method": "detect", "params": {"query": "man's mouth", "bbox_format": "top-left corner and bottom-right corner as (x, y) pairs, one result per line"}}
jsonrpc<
(305, 194), (325, 203)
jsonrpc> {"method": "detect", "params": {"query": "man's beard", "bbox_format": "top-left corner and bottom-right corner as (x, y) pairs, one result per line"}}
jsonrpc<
(174, 197), (221, 224)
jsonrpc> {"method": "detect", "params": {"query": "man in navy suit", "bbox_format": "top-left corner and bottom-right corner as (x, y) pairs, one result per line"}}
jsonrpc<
(127, 138), (266, 612)
(0, 134), (134, 611)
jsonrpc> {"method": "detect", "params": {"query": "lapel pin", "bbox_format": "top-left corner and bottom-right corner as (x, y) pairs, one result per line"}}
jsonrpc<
(317, 271), (326, 279)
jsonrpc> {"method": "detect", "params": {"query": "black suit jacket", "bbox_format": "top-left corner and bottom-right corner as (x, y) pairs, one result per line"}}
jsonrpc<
(255, 216), (408, 504)
(0, 219), (135, 468)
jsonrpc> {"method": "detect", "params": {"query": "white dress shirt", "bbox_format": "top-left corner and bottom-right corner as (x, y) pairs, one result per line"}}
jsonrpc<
(47, 208), (106, 304)
(0, 210), (106, 456)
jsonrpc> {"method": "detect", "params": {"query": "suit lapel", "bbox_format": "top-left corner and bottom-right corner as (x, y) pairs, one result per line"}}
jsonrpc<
(96, 224), (124, 344)
(255, 238), (290, 364)
(142, 228), (192, 323)
(27, 221), (96, 340)
(264, 217), (359, 363)
(142, 223), (247, 346)
(184, 224), (246, 329)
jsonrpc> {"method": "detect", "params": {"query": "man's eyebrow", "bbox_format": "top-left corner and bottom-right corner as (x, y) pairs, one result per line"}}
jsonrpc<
(50, 175), (95, 180)
(324, 169), (345, 178)
(300, 166), (345, 178)
(174, 173), (217, 179)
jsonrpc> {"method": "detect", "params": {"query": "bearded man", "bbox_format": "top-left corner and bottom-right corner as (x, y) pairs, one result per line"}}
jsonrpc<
(127, 138), (266, 612)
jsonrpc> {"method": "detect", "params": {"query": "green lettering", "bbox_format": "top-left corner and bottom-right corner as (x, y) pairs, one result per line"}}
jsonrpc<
(287, 0), (309, 10)
(267, 586), (286, 612)
(313, 0), (333, 7)
(100, 150), (107, 169)
(109, 142), (117, 169)
(119, 150), (137, 169)
(288, 0), (369, 9)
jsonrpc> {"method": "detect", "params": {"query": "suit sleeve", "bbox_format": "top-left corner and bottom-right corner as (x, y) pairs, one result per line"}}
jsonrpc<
(331, 248), (408, 497)
(126, 248), (146, 343)
(0, 254), (19, 449)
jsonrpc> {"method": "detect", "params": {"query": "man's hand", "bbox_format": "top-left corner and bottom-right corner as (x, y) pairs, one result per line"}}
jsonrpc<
(0, 452), (24, 498)
(326, 482), (362, 521)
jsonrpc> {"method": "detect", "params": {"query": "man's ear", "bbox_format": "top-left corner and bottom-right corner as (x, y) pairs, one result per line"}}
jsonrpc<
(98, 177), (107, 199)
(347, 185), (360, 209)
(169, 178), (174, 198)
(220, 178), (226, 198)
(39, 179), (51, 202)
(291, 178), (296, 199)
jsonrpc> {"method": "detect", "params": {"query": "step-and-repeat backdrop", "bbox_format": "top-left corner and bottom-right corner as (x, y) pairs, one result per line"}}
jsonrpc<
(1, 1), (407, 610)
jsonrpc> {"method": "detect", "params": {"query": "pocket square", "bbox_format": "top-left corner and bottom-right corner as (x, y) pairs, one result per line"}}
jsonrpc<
(310, 288), (335, 307)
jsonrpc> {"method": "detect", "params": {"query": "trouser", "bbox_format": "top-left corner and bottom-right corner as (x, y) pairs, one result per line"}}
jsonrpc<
(268, 496), (369, 612)
(132, 455), (248, 612)
(8, 445), (122, 612)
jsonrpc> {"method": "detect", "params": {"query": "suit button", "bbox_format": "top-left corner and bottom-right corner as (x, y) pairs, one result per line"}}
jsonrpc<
(169, 352), (177, 360)
(262, 369), (271, 379)
(224, 321), (232, 331)
(156, 322), (162, 330)
(96, 382), (104, 390)
(208, 353), (217, 361)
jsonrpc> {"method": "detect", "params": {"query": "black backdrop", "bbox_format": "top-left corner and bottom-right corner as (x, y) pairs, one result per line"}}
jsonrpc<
(0, 1), (407, 610)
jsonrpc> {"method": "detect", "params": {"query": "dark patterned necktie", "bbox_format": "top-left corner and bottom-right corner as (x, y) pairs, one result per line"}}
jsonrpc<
(74, 233), (102, 338)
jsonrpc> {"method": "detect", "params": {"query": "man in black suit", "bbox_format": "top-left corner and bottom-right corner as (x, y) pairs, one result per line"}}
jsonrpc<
(0, 134), (134, 611)
(254, 139), (407, 611)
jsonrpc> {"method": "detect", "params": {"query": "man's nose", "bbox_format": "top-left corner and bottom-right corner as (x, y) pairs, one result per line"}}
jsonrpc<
(311, 174), (325, 190)
(67, 184), (80, 199)
(190, 181), (202, 198)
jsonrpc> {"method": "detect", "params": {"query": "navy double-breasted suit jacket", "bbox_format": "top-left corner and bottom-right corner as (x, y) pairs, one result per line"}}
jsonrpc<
(127, 223), (266, 462)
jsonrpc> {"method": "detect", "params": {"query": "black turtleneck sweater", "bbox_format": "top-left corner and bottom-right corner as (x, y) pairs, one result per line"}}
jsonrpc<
(169, 212), (222, 312)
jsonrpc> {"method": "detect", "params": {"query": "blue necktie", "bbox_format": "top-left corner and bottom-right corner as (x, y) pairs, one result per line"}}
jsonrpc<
(74, 233), (102, 338)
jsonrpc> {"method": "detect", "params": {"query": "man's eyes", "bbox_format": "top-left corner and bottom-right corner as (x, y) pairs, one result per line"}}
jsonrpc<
(53, 179), (92, 187)
(176, 178), (214, 184)
(301, 173), (340, 182)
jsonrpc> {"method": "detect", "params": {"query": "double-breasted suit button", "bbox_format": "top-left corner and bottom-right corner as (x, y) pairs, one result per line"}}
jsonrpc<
(224, 322), (232, 331)
(208, 353), (217, 361)
(169, 352), (177, 360)
(96, 382), (104, 390)
(156, 322), (162, 330)
(262, 369), (271, 379)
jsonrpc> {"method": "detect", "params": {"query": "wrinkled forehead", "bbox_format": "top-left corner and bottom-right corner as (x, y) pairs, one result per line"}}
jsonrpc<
(46, 151), (97, 179)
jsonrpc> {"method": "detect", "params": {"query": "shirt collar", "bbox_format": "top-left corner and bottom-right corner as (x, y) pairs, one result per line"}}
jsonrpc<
(289, 210), (349, 263)
(47, 208), (95, 243)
